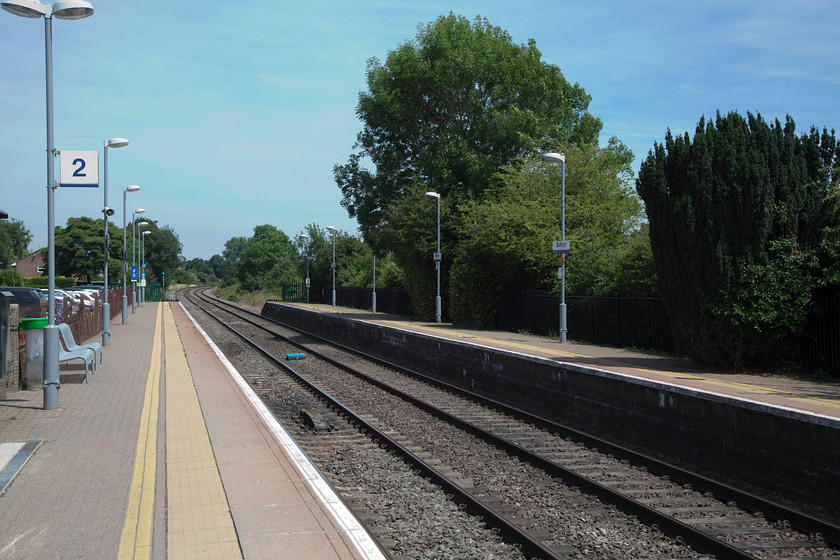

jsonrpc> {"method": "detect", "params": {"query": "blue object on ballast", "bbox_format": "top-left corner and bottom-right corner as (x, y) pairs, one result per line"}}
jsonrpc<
(285, 353), (306, 360)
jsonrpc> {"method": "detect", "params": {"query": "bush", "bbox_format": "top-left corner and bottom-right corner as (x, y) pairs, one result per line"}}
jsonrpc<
(0, 268), (23, 286)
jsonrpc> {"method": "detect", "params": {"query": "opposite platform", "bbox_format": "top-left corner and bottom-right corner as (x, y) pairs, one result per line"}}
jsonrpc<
(279, 302), (840, 421)
(0, 302), (386, 560)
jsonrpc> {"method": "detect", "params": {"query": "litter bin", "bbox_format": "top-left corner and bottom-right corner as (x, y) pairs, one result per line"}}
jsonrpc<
(19, 318), (48, 388)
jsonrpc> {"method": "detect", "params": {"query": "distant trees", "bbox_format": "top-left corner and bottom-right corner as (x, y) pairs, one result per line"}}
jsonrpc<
(0, 218), (31, 269)
(50, 216), (182, 285)
(637, 112), (840, 367)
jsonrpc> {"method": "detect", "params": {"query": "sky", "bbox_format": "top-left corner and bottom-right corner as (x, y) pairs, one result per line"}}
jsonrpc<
(1, 0), (838, 260)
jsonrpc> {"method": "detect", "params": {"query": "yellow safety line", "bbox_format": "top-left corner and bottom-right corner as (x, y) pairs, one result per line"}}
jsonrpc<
(118, 302), (163, 560)
(163, 303), (242, 560)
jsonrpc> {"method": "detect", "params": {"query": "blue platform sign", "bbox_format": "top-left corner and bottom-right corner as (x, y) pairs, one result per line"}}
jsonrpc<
(131, 266), (137, 282)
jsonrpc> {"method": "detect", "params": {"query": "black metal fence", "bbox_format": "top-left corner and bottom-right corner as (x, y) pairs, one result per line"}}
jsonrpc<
(797, 291), (840, 377)
(317, 286), (414, 317)
(497, 291), (673, 351)
(300, 284), (840, 376)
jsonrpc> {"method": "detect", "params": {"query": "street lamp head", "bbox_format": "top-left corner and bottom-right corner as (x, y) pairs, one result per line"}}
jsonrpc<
(134, 208), (145, 214)
(326, 225), (335, 233)
(1, 0), (46, 17)
(106, 137), (129, 149)
(124, 185), (140, 193)
(52, 1), (93, 20)
(299, 234), (309, 239)
(425, 191), (440, 199)
(2, 0), (94, 19)
(542, 152), (566, 164)
(142, 230), (151, 236)
(138, 221), (149, 227)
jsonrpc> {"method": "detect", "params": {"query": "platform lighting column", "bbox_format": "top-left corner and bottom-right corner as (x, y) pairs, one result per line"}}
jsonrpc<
(121, 185), (139, 323)
(1, 0), (94, 410)
(326, 226), (336, 306)
(101, 138), (128, 345)
(425, 191), (442, 323)
(136, 220), (148, 306)
(131, 209), (145, 313)
(141, 230), (150, 304)
(542, 152), (567, 342)
(299, 234), (310, 303)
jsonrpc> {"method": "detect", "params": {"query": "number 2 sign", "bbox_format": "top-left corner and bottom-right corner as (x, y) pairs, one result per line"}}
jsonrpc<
(59, 150), (99, 187)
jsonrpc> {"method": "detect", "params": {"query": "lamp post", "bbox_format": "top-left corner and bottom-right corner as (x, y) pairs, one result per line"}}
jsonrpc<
(543, 152), (567, 342)
(121, 185), (139, 323)
(2, 0), (94, 410)
(101, 137), (128, 346)
(131, 210), (145, 313)
(326, 226), (336, 306)
(425, 191), (442, 323)
(136, 220), (148, 306)
(141, 230), (150, 304)
(299, 234), (310, 303)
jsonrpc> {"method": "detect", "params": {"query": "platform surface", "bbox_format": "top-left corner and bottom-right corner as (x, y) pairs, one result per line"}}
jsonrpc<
(0, 301), (385, 560)
(280, 302), (840, 421)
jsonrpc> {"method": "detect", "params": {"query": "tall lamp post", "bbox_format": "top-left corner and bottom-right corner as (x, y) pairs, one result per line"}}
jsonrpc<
(121, 185), (140, 323)
(131, 210), (146, 313)
(101, 137), (128, 346)
(299, 234), (310, 303)
(136, 220), (148, 307)
(2, 0), (94, 410)
(141, 230), (151, 304)
(326, 226), (336, 306)
(543, 152), (567, 342)
(425, 191), (442, 323)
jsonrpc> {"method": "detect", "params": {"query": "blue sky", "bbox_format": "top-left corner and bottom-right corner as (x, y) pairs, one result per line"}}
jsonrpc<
(1, 0), (838, 260)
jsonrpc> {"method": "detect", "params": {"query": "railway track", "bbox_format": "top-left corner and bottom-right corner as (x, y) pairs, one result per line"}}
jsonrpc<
(178, 287), (840, 560)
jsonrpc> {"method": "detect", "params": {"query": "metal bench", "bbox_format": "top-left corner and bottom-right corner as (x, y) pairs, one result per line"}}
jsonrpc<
(59, 347), (95, 383)
(58, 323), (102, 367)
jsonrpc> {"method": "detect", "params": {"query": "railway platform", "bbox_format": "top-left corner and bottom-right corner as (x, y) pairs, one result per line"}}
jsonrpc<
(280, 302), (840, 421)
(0, 301), (387, 560)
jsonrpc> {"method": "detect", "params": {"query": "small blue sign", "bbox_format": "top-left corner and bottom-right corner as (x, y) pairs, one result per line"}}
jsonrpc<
(131, 266), (137, 282)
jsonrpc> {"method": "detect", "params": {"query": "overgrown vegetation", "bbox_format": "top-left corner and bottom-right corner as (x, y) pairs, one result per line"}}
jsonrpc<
(637, 112), (840, 368)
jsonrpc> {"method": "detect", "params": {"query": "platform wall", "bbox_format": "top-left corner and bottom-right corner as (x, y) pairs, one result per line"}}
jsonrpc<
(262, 302), (840, 518)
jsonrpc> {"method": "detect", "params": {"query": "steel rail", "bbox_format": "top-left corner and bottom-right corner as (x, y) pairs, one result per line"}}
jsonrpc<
(203, 292), (840, 549)
(184, 289), (567, 560)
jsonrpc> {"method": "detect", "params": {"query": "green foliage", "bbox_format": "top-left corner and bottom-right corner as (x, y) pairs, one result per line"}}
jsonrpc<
(139, 222), (183, 283)
(637, 112), (840, 367)
(24, 276), (75, 289)
(449, 142), (647, 327)
(0, 219), (31, 269)
(237, 225), (299, 292)
(336, 12), (601, 242)
(0, 268), (23, 286)
(54, 217), (120, 283)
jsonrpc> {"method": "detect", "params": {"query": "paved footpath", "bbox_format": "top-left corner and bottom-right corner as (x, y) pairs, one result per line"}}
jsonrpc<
(0, 302), (385, 560)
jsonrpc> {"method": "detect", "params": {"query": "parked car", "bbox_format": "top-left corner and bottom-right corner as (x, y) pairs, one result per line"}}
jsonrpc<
(66, 290), (96, 310)
(0, 286), (46, 306)
(0, 286), (47, 319)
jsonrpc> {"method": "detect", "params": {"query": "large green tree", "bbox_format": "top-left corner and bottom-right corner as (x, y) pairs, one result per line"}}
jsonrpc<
(54, 216), (123, 283)
(0, 218), (32, 269)
(335, 13), (603, 318)
(237, 225), (298, 292)
(637, 112), (840, 367)
(336, 13), (601, 242)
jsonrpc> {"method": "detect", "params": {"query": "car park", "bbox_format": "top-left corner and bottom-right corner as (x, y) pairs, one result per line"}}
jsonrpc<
(0, 286), (47, 318)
